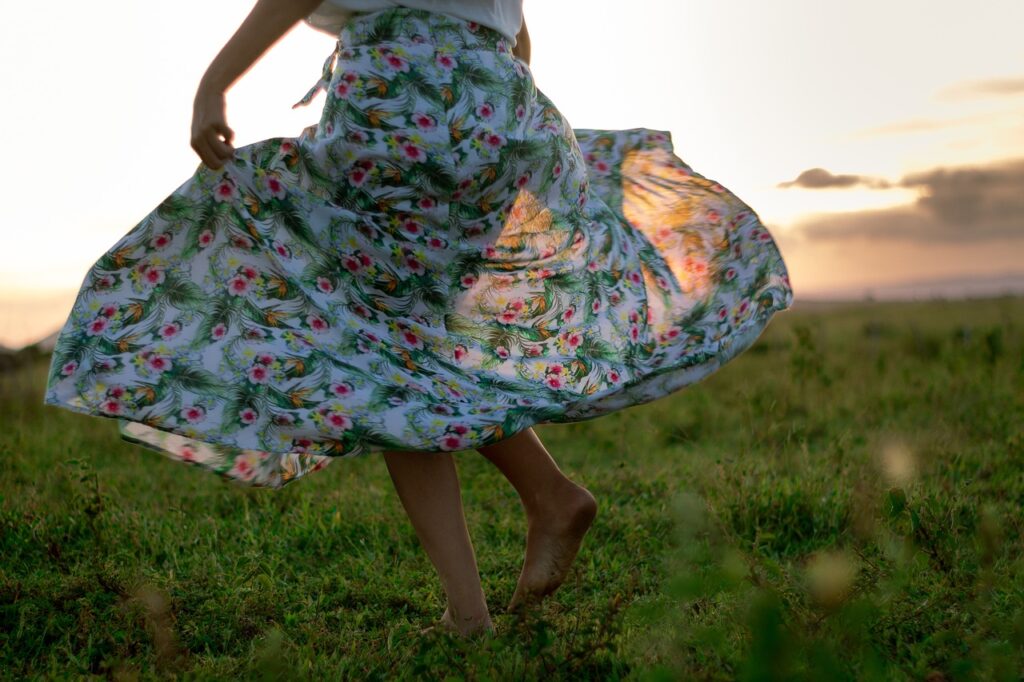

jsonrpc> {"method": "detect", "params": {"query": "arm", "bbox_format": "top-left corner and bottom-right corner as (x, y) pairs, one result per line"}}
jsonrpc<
(191, 0), (323, 169)
(512, 17), (530, 65)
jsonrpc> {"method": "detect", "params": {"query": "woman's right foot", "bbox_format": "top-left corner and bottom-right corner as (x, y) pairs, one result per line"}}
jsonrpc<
(508, 482), (598, 611)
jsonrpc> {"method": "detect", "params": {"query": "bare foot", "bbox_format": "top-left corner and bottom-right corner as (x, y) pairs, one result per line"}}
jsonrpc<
(420, 606), (494, 638)
(508, 482), (598, 611)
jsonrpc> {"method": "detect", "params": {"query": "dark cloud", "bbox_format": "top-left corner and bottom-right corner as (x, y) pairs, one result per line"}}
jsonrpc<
(938, 77), (1024, 99)
(778, 167), (891, 190)
(792, 158), (1024, 242)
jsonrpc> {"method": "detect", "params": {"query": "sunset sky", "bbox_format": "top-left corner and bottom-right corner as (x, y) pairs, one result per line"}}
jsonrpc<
(1, 0), (1022, 348)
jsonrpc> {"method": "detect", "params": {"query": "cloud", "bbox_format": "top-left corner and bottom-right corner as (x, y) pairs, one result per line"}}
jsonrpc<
(791, 158), (1024, 242)
(778, 168), (891, 190)
(937, 76), (1024, 99)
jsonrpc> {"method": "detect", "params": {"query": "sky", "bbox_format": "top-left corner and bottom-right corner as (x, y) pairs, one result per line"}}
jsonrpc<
(1, 0), (1023, 348)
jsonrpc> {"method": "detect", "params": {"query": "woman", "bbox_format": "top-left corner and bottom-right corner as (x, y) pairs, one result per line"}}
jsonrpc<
(44, 0), (792, 637)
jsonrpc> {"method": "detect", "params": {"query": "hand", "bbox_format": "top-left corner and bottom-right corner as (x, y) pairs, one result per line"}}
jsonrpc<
(191, 85), (235, 170)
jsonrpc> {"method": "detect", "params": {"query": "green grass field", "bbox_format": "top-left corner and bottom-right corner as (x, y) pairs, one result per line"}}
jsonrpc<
(2, 297), (1022, 680)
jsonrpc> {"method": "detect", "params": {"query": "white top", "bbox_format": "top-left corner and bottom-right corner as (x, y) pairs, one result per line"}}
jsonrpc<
(305, 0), (524, 45)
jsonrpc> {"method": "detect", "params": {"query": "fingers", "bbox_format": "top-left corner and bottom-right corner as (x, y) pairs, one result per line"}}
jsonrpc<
(191, 127), (235, 170)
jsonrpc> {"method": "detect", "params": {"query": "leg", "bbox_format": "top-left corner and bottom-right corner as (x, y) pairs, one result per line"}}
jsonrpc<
(382, 449), (493, 636)
(476, 427), (597, 610)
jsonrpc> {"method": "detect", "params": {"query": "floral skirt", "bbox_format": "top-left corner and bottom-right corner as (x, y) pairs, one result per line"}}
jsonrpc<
(43, 8), (793, 488)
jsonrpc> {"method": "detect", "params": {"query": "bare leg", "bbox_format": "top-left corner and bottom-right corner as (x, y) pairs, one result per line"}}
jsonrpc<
(382, 449), (493, 636)
(477, 427), (597, 611)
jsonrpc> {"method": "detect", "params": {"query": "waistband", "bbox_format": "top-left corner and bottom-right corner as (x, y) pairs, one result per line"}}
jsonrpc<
(293, 8), (512, 109)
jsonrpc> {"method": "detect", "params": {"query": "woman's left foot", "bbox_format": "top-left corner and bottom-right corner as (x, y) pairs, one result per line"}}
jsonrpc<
(420, 606), (494, 638)
(508, 481), (598, 611)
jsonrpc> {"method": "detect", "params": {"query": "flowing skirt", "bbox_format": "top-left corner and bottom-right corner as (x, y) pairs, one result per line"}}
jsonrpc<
(43, 8), (793, 488)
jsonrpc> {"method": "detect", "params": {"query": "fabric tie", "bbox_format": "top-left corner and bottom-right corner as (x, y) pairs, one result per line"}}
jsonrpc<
(292, 41), (341, 109)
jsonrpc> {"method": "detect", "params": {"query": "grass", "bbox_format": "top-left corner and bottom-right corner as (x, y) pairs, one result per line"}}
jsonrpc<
(1, 296), (1022, 680)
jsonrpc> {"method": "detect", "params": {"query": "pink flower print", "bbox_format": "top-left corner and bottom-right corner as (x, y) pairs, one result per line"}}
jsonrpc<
(326, 411), (352, 431)
(402, 218), (422, 235)
(629, 325), (640, 342)
(366, 331), (380, 343)
(149, 232), (172, 249)
(725, 268), (737, 281)
(718, 307), (728, 321)
(435, 53), (456, 70)
(95, 274), (115, 289)
(498, 310), (517, 324)
(609, 292), (621, 305)
(280, 140), (294, 154)
(629, 310), (640, 324)
(454, 344), (468, 361)
(60, 360), (78, 376)
(547, 363), (563, 375)
(330, 382), (353, 397)
(578, 190), (587, 208)
(510, 299), (524, 312)
(214, 178), (239, 202)
(342, 70), (358, 84)
(418, 196), (436, 210)
(307, 314), (329, 333)
(552, 162), (562, 178)
(159, 322), (181, 340)
(546, 375), (563, 389)
(427, 236), (445, 249)
(348, 167), (368, 187)
(100, 304), (117, 318)
(564, 331), (583, 349)
(524, 344), (541, 356)
(272, 240), (290, 258)
(538, 268), (554, 279)
(228, 275), (251, 296)
(476, 102), (494, 120)
(86, 316), (109, 336)
(591, 299), (601, 313)
(101, 398), (123, 415)
(230, 456), (256, 481)
(211, 322), (228, 340)
(142, 265), (166, 287)
(384, 53), (409, 72)
(353, 304), (372, 319)
(759, 232), (773, 242)
(231, 234), (253, 249)
(292, 436), (313, 452)
(655, 275), (669, 290)
(247, 364), (270, 384)
(359, 253), (372, 267)
(413, 113), (436, 130)
(108, 385), (126, 399)
(586, 260), (599, 272)
(515, 173), (530, 189)
(334, 81), (352, 99)
(180, 405), (206, 424)
(199, 229), (214, 248)
(240, 407), (259, 424)
(467, 21), (479, 30)
(495, 345), (510, 359)
(562, 306), (575, 322)
(515, 104), (525, 120)
(240, 265), (258, 280)
(483, 132), (506, 149)
(464, 224), (483, 237)
(608, 370), (621, 383)
(593, 160), (610, 174)
(246, 327), (266, 340)
(628, 270), (643, 285)
(342, 255), (362, 273)
(440, 433), (466, 451)
(451, 423), (469, 435)
(401, 329), (424, 350)
(706, 209), (721, 223)
(273, 413), (295, 426)
(147, 354), (171, 372)
(667, 327), (681, 340)
(316, 276), (334, 293)
(401, 143), (425, 162)
(256, 353), (274, 365)
(406, 256), (425, 275)
(264, 174), (286, 199)
(540, 246), (555, 259)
